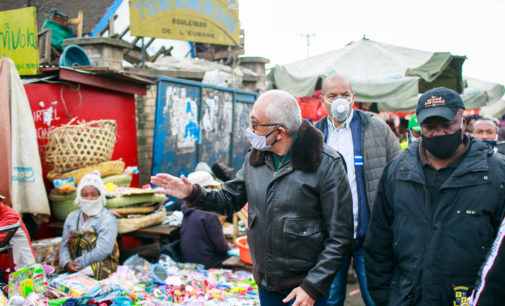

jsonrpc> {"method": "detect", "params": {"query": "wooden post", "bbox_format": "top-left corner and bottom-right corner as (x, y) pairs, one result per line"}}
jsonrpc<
(68, 10), (83, 38)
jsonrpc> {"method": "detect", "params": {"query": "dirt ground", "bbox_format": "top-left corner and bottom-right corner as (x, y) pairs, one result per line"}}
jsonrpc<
(344, 281), (366, 306)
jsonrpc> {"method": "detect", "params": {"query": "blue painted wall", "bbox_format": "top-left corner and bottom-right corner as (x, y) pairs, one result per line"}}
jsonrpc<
(152, 77), (256, 178)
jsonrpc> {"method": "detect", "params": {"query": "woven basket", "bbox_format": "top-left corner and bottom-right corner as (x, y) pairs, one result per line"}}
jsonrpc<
(105, 193), (167, 209)
(44, 119), (117, 173)
(117, 210), (167, 234)
(110, 206), (157, 215)
(102, 174), (132, 187)
(32, 238), (61, 272)
(49, 189), (77, 202)
(47, 160), (125, 184)
(50, 199), (79, 221)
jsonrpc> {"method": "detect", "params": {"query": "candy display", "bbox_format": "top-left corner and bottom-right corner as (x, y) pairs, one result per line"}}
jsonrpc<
(5, 255), (258, 305)
(8, 264), (47, 297)
(50, 273), (98, 297)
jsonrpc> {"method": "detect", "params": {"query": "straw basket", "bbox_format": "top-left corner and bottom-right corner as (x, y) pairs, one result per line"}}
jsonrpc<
(50, 199), (79, 221)
(49, 189), (76, 202)
(47, 160), (125, 184)
(110, 206), (157, 215)
(44, 119), (117, 173)
(32, 238), (62, 272)
(117, 210), (167, 234)
(105, 193), (167, 209)
(102, 174), (132, 187)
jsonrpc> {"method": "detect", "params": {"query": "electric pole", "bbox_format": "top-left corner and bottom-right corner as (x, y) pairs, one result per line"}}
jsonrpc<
(301, 33), (315, 58)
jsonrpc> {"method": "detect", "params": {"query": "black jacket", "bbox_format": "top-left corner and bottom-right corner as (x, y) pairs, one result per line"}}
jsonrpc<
(364, 138), (505, 305)
(471, 216), (505, 305)
(186, 120), (353, 299)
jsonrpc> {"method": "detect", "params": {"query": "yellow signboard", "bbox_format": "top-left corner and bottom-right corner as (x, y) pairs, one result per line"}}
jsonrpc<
(130, 0), (240, 46)
(0, 7), (39, 75)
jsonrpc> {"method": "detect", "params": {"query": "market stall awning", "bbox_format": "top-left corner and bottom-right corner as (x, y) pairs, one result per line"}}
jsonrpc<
(268, 38), (466, 109)
(377, 76), (505, 112)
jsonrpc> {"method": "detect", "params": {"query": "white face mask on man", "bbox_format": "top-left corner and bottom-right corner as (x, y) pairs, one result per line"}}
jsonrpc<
(245, 126), (279, 151)
(323, 97), (352, 122)
(330, 97), (351, 122)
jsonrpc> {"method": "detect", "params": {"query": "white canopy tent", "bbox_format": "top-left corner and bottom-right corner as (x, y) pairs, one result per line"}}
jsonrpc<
(379, 76), (505, 112)
(268, 38), (467, 111)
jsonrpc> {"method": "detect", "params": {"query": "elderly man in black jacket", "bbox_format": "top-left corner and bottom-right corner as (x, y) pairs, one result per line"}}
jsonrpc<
(364, 87), (505, 305)
(152, 89), (353, 306)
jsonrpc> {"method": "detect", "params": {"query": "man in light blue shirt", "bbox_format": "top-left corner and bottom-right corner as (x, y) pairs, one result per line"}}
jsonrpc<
(315, 74), (400, 306)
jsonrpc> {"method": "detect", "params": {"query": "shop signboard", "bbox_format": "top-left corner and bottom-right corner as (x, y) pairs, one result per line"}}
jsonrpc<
(129, 0), (240, 46)
(153, 77), (256, 178)
(0, 7), (39, 75)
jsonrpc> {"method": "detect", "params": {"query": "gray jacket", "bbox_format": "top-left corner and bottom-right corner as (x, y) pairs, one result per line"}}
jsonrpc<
(59, 208), (118, 269)
(315, 110), (401, 211)
(185, 120), (353, 299)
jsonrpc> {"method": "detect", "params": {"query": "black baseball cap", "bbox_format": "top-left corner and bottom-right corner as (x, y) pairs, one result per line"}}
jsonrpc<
(416, 87), (465, 125)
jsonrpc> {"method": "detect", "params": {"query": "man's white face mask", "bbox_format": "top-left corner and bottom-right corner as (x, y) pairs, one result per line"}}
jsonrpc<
(324, 97), (352, 122)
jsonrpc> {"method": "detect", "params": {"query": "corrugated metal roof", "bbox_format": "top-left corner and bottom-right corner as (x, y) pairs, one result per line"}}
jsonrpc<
(0, 0), (115, 36)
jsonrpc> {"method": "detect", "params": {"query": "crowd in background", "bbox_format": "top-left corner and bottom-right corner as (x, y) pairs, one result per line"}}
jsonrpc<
(385, 112), (505, 147)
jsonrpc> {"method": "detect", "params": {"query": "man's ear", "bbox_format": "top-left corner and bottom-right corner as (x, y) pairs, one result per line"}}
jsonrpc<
(319, 94), (325, 104)
(277, 126), (288, 139)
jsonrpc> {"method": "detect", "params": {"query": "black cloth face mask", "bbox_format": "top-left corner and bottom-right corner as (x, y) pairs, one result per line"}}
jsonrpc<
(422, 129), (463, 159)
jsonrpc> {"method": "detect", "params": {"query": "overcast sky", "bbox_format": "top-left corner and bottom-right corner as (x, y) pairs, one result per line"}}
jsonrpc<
(238, 0), (505, 89)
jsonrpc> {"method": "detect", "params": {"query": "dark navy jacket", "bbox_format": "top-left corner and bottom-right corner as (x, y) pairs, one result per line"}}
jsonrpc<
(180, 204), (230, 269)
(364, 138), (505, 305)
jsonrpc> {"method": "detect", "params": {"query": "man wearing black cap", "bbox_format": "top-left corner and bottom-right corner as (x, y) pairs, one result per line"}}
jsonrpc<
(364, 87), (505, 305)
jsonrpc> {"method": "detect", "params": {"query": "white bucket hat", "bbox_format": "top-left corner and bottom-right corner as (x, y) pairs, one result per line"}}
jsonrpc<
(187, 171), (221, 187)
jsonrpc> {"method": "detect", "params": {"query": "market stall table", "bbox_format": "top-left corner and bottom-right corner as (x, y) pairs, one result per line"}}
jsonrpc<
(222, 255), (253, 272)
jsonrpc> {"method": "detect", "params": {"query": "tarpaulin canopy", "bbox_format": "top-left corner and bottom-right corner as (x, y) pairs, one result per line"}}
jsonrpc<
(480, 100), (505, 118)
(268, 38), (466, 109)
(478, 76), (505, 118)
(379, 76), (505, 112)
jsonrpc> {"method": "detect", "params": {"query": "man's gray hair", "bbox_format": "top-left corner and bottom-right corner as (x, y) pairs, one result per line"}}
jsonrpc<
(259, 90), (302, 136)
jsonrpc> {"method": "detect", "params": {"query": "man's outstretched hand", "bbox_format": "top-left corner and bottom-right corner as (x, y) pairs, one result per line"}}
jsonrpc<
(151, 173), (193, 199)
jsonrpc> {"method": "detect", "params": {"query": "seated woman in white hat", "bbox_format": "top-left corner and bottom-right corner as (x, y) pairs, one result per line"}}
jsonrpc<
(59, 171), (118, 280)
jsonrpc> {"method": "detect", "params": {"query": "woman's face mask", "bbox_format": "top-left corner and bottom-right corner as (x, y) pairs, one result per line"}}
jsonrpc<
(79, 199), (102, 217)
(78, 186), (103, 216)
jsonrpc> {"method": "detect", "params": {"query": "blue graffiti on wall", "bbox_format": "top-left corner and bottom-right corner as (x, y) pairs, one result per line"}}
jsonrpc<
(184, 100), (200, 143)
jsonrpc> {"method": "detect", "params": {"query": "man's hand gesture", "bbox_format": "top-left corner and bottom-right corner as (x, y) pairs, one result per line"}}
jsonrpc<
(151, 173), (193, 199)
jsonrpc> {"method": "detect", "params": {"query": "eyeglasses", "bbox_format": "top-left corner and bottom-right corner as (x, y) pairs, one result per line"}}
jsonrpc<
(251, 123), (281, 127)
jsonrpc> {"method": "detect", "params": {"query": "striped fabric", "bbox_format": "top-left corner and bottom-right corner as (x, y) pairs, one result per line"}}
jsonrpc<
(354, 155), (364, 166)
(68, 229), (119, 280)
